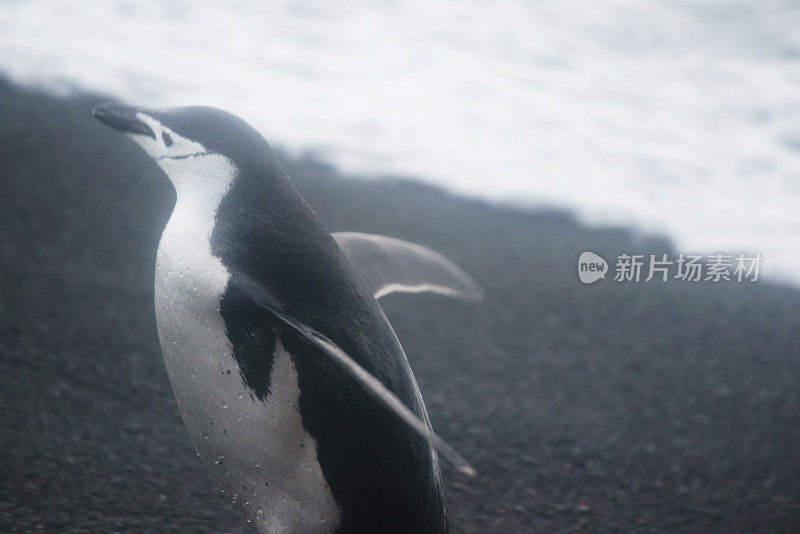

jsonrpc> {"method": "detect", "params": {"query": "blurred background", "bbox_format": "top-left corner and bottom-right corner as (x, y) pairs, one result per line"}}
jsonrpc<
(1, 0), (798, 281)
(1, 1), (799, 533)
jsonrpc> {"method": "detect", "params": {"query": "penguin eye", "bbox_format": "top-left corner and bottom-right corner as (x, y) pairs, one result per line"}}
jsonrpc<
(162, 132), (173, 147)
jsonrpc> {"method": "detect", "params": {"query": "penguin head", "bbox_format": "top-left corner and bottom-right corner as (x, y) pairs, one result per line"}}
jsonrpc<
(93, 103), (279, 190)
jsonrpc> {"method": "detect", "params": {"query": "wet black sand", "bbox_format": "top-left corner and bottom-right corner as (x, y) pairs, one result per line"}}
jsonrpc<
(1, 80), (799, 533)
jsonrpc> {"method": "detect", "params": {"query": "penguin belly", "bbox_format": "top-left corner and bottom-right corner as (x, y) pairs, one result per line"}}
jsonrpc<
(153, 211), (341, 534)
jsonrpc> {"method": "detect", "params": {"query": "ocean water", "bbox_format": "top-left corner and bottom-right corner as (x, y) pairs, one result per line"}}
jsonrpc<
(1, 0), (798, 282)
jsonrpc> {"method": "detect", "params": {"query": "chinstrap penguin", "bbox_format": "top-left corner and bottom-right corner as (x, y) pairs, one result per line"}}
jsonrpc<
(93, 103), (482, 534)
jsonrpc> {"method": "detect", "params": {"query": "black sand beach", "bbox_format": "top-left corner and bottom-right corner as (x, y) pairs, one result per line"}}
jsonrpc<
(1, 80), (799, 533)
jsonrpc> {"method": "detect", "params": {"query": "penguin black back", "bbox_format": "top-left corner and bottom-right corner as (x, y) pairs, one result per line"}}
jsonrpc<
(211, 145), (448, 533)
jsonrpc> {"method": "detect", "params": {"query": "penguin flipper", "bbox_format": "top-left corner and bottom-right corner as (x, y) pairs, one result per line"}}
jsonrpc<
(333, 232), (483, 302)
(231, 278), (476, 477)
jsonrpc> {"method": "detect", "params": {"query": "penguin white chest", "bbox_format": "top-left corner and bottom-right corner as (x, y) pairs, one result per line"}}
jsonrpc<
(152, 155), (340, 533)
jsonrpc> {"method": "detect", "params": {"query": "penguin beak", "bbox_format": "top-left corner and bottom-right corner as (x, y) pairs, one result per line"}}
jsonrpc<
(92, 102), (156, 138)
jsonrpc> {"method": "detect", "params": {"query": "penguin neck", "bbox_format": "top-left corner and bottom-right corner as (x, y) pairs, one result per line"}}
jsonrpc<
(156, 154), (237, 295)
(161, 154), (236, 216)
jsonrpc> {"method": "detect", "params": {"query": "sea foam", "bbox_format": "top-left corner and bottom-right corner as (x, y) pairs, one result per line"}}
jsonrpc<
(1, 0), (798, 282)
